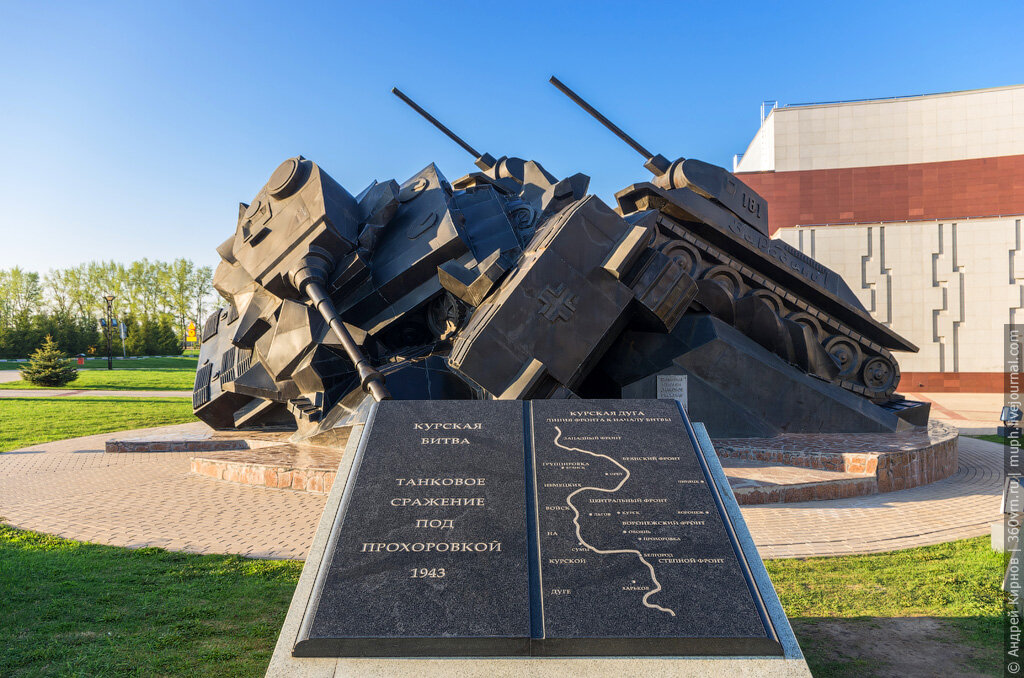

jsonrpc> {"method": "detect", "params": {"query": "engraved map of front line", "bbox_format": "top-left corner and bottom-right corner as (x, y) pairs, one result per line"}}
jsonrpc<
(552, 426), (676, 617)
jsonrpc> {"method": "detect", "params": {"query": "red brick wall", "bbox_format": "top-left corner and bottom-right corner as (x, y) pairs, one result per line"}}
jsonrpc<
(900, 372), (1003, 392)
(738, 154), (1024, 233)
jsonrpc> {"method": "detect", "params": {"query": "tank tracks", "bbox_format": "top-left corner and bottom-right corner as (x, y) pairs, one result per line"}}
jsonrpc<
(652, 214), (901, 402)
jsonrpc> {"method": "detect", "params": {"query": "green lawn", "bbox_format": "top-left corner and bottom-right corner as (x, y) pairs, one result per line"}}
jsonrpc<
(0, 526), (300, 678)
(0, 397), (195, 452)
(0, 356), (197, 391)
(0, 524), (1003, 677)
(767, 537), (1003, 676)
(0, 356), (197, 370)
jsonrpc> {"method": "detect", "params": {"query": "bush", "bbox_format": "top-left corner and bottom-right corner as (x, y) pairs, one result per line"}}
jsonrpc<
(19, 335), (79, 387)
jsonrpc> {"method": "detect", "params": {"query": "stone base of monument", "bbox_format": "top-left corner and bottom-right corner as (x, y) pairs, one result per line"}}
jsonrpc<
(105, 419), (957, 507)
(716, 421), (959, 502)
(105, 429), (349, 495)
(265, 400), (811, 677)
(105, 429), (290, 454)
(190, 444), (347, 494)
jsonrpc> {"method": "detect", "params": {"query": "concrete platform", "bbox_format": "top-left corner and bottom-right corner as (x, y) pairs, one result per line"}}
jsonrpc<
(182, 443), (883, 505)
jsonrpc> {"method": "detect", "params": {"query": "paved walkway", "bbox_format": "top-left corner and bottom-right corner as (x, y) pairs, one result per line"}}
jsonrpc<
(0, 388), (192, 398)
(0, 423), (321, 559)
(0, 370), (21, 383)
(0, 423), (1003, 560)
(741, 436), (1001, 558)
(906, 391), (1003, 435)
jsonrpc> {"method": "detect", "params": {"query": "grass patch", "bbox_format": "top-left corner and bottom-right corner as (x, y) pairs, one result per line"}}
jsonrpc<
(0, 397), (195, 452)
(0, 525), (301, 678)
(0, 357), (197, 390)
(0, 369), (196, 391)
(767, 537), (1003, 676)
(0, 355), (196, 371)
(0, 523), (1004, 676)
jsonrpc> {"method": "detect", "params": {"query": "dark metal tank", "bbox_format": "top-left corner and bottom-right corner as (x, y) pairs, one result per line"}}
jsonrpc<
(192, 82), (925, 440)
(547, 77), (915, 404)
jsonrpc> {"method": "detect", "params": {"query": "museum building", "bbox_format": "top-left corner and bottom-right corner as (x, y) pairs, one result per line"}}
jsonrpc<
(735, 85), (1024, 392)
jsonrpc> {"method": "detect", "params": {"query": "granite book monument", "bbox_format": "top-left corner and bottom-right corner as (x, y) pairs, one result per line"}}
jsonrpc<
(267, 399), (809, 676)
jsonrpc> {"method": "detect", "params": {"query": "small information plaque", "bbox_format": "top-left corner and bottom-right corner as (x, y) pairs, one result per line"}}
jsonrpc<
(294, 400), (531, 657)
(530, 399), (776, 656)
(656, 374), (688, 408)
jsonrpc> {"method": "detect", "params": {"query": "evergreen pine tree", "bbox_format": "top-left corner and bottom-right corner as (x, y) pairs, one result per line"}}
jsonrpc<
(19, 335), (78, 387)
(155, 316), (183, 355)
(125, 316), (150, 356)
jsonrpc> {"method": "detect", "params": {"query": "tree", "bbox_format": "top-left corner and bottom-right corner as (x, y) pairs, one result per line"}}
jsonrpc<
(6, 310), (40, 358)
(154, 316), (183, 355)
(19, 335), (78, 387)
(0, 267), (42, 326)
(124, 315), (181, 356)
(124, 314), (149, 357)
(57, 264), (94, 317)
(33, 311), (101, 356)
(191, 265), (214, 335)
(117, 312), (139, 356)
(0, 258), (212, 357)
(44, 270), (71, 315)
(167, 258), (195, 344)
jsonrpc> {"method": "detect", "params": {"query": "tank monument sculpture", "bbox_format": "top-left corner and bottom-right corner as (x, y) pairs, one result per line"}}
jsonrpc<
(144, 77), (961, 676)
(192, 78), (929, 442)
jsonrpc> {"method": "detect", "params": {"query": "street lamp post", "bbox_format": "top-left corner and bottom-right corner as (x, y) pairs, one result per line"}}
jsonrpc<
(103, 295), (116, 370)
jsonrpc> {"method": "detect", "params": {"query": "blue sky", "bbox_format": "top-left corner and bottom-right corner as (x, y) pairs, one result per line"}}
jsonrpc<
(1, 1), (1020, 272)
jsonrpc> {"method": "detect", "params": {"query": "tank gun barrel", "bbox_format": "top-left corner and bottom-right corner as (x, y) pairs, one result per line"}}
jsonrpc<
(548, 76), (670, 176)
(391, 87), (496, 171)
(290, 253), (390, 402)
(306, 280), (390, 402)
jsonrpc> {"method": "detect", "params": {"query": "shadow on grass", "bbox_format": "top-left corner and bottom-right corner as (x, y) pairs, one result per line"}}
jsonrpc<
(792, 615), (1000, 678)
(0, 525), (301, 678)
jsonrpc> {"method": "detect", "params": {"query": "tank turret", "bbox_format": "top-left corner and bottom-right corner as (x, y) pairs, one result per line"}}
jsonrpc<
(549, 76), (769, 236)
